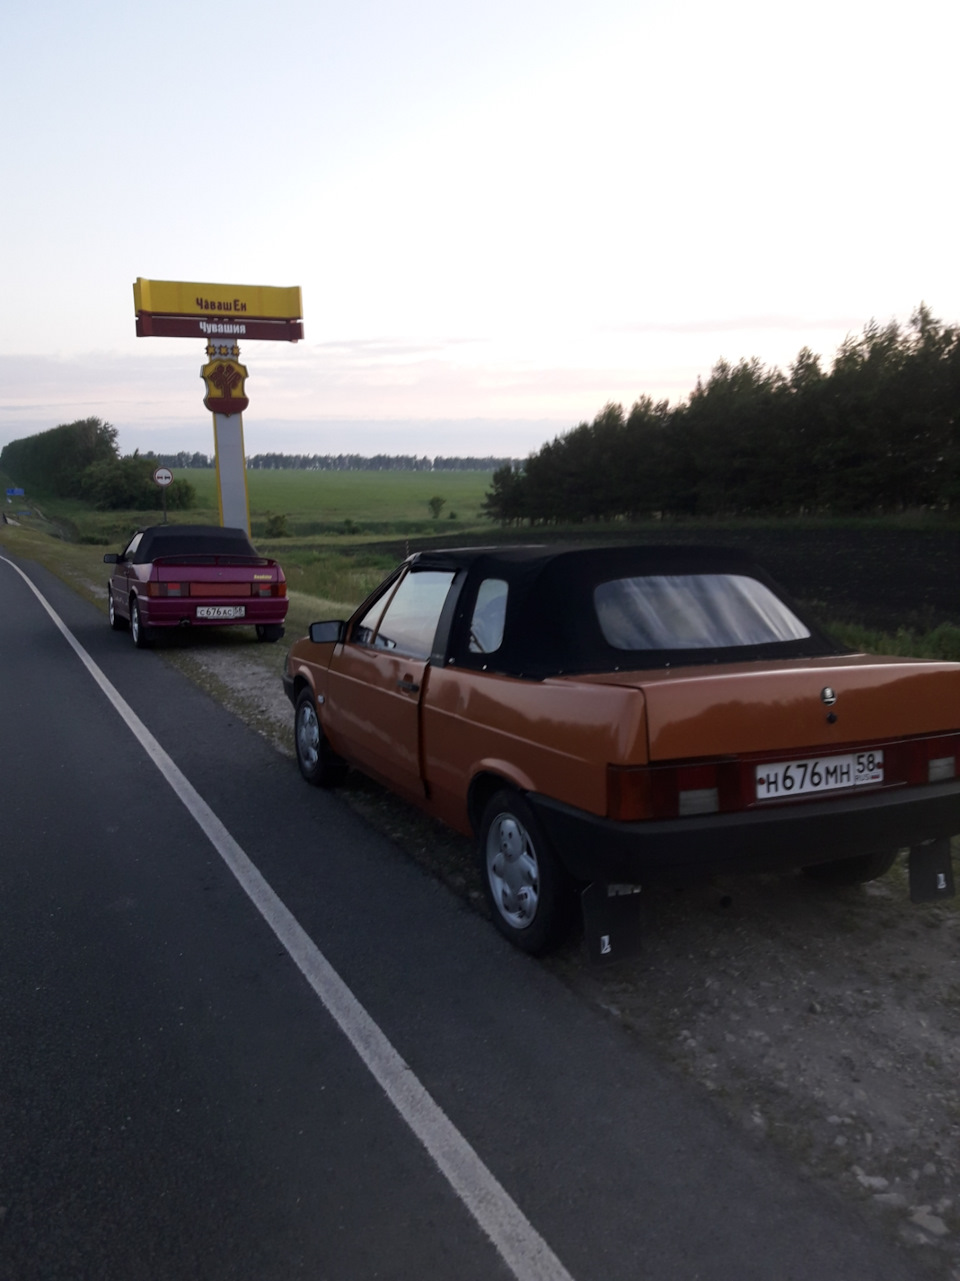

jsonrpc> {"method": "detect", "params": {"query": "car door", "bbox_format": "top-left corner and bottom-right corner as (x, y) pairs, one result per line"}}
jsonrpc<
(325, 567), (456, 801)
(110, 530), (143, 620)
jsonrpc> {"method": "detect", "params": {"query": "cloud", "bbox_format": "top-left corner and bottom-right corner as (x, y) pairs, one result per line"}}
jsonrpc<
(0, 306), (909, 457)
(609, 315), (867, 336)
(0, 341), (684, 455)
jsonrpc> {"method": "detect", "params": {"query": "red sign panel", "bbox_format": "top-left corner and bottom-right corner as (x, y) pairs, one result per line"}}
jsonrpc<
(136, 314), (303, 342)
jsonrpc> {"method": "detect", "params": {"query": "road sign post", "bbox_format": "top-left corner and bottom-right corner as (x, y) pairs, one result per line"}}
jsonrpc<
(133, 279), (303, 534)
(153, 466), (173, 523)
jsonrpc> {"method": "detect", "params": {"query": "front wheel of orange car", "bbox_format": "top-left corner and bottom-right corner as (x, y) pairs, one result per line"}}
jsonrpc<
(294, 688), (347, 787)
(479, 790), (576, 955)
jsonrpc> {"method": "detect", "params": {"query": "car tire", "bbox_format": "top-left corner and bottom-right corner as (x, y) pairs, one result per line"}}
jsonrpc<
(802, 849), (899, 886)
(108, 587), (127, 630)
(256, 623), (285, 643)
(130, 598), (153, 649)
(478, 789), (576, 954)
(294, 688), (346, 787)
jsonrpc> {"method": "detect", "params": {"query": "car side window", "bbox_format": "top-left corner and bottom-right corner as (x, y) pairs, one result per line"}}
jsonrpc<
(122, 532), (143, 562)
(353, 589), (393, 648)
(468, 578), (508, 653)
(358, 569), (455, 659)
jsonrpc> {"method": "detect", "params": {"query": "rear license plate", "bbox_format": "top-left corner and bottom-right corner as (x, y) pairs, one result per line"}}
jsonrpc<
(196, 605), (245, 619)
(755, 750), (883, 801)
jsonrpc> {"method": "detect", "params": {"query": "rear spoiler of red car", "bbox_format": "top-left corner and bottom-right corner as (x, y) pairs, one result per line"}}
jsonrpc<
(151, 554), (277, 567)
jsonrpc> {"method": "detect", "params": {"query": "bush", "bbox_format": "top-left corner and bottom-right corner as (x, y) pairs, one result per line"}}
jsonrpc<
(80, 454), (196, 511)
(0, 417), (118, 497)
(264, 512), (289, 537)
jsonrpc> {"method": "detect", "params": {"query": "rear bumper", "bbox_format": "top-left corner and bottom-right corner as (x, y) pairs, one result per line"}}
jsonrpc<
(529, 779), (960, 883)
(140, 598), (288, 628)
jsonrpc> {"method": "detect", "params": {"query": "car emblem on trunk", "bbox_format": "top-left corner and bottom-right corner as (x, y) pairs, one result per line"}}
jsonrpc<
(821, 686), (837, 706)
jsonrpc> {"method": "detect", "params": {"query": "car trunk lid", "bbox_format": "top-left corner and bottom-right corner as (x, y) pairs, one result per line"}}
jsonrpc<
(151, 556), (284, 597)
(575, 654), (960, 761)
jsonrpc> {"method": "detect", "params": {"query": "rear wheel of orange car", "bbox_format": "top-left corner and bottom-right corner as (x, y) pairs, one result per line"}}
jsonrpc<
(294, 688), (347, 787)
(479, 790), (576, 955)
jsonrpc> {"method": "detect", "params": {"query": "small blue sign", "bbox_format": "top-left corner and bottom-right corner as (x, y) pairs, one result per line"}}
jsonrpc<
(6, 487), (24, 496)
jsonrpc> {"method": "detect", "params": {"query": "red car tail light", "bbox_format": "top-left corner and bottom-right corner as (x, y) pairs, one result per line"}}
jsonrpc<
(607, 760), (738, 822)
(148, 582), (184, 597)
(607, 766), (655, 821)
(254, 582), (286, 598)
(889, 732), (960, 785)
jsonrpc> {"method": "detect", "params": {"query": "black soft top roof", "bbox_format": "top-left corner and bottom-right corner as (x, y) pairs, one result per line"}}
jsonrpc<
(407, 543), (842, 677)
(132, 524), (261, 563)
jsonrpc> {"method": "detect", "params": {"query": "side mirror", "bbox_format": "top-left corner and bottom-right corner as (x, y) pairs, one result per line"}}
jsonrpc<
(309, 620), (346, 644)
(103, 553), (120, 564)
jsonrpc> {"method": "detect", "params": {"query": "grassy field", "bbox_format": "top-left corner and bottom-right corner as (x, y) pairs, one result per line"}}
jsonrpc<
(182, 468), (492, 533)
(3, 464), (960, 659)
(1, 468), (497, 609)
(18, 468), (496, 545)
(4, 506), (960, 664)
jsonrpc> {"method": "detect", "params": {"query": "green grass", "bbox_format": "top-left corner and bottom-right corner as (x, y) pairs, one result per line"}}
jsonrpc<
(827, 620), (960, 663)
(280, 549), (397, 610)
(192, 468), (492, 528)
(4, 477), (960, 661)
(28, 468), (495, 545)
(5, 511), (959, 665)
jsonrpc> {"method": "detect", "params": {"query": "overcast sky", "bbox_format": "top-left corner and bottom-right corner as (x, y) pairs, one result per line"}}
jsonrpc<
(3, 0), (958, 460)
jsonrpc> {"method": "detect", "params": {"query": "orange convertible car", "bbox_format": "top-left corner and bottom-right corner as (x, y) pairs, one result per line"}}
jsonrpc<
(283, 545), (960, 954)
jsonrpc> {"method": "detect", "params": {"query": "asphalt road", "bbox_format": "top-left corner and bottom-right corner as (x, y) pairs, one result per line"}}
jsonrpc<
(0, 551), (933, 1281)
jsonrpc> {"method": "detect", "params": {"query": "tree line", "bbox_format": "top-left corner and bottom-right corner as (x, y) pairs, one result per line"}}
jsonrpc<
(145, 450), (214, 469)
(0, 419), (195, 511)
(482, 305), (960, 523)
(245, 453), (514, 471)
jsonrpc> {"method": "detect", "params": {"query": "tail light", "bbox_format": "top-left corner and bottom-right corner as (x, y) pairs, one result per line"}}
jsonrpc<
(148, 582), (184, 597)
(894, 732), (960, 784)
(255, 581), (286, 598)
(608, 760), (739, 821)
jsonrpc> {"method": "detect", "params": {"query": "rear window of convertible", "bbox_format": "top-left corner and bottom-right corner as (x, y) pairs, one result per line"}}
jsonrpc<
(594, 573), (811, 650)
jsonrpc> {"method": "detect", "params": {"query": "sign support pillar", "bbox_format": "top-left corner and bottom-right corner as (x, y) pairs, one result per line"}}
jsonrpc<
(212, 410), (251, 531)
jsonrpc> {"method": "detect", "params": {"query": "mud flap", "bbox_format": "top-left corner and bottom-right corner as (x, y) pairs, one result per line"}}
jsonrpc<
(581, 883), (643, 965)
(909, 838), (956, 903)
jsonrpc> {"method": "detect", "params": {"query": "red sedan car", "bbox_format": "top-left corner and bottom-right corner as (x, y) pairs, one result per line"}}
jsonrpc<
(104, 524), (288, 647)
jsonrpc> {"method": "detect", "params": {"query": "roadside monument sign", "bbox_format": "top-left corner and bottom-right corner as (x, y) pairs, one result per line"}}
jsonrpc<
(133, 278), (303, 532)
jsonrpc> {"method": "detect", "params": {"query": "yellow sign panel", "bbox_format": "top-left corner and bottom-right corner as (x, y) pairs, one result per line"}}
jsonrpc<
(134, 277), (302, 321)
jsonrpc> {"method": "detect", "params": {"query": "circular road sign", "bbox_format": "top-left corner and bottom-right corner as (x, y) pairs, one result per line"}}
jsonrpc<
(153, 467), (173, 487)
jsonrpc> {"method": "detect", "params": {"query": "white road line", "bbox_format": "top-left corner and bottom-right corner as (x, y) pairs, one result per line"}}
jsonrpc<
(2, 556), (577, 1281)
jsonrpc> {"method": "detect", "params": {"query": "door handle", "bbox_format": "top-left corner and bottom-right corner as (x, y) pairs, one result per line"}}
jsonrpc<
(397, 678), (420, 693)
